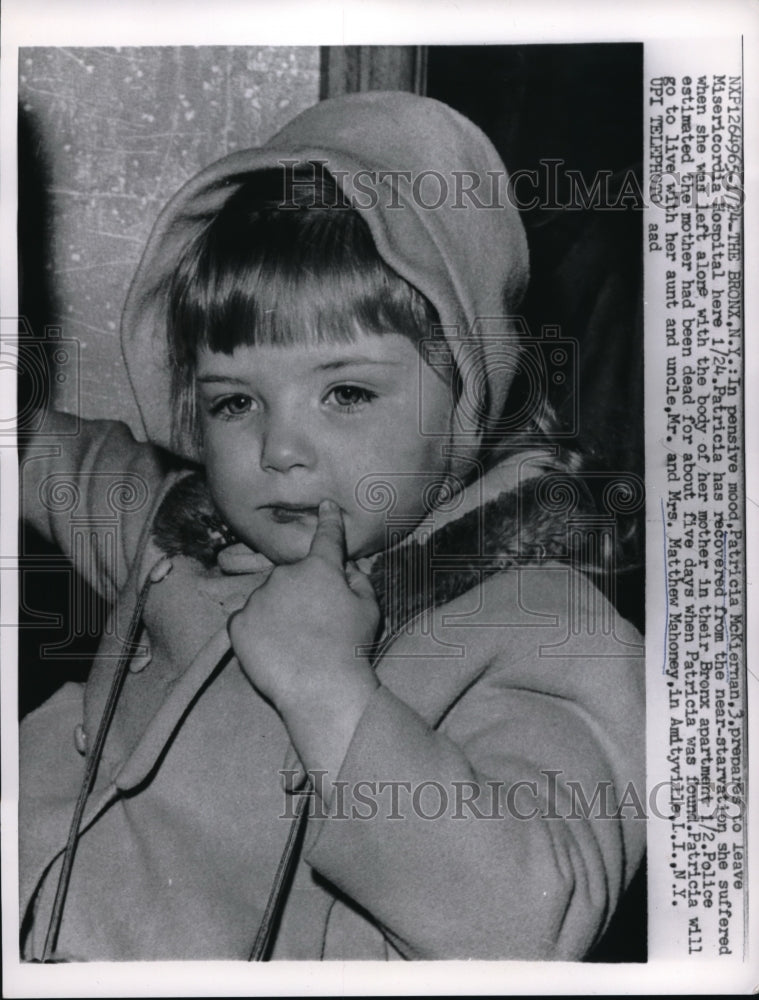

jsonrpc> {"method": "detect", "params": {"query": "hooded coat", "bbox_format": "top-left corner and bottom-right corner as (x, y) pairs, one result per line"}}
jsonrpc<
(19, 92), (646, 962)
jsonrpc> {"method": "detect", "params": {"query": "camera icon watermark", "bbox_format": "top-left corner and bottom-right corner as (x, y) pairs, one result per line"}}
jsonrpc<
(418, 317), (579, 442)
(2, 316), (81, 441)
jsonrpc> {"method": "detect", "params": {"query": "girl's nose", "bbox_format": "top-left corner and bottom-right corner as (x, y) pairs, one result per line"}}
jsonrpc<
(259, 411), (317, 472)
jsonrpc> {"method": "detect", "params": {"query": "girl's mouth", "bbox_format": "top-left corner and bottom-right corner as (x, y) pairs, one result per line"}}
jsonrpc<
(264, 504), (320, 524)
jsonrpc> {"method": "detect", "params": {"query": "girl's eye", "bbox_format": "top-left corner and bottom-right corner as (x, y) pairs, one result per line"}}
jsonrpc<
(326, 385), (377, 411)
(210, 394), (254, 418)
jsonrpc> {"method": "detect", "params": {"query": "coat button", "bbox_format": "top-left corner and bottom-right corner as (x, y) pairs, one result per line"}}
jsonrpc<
(74, 724), (87, 755)
(129, 639), (152, 673)
(149, 557), (173, 583)
(129, 649), (152, 673)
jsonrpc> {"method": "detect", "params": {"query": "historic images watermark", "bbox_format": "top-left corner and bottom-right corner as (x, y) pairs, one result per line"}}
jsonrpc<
(278, 157), (744, 213)
(279, 769), (745, 825)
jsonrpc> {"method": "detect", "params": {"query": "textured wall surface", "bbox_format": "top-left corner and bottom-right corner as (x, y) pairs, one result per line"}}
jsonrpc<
(19, 46), (320, 434)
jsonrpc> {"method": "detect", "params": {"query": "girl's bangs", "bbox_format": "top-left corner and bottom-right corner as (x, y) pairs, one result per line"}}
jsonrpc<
(204, 218), (436, 352)
(165, 166), (442, 447)
(169, 173), (438, 361)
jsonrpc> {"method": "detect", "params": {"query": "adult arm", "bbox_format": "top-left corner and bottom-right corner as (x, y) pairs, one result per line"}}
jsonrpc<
(19, 411), (173, 596)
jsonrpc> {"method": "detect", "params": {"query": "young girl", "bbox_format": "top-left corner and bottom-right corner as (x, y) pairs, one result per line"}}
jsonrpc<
(19, 91), (645, 961)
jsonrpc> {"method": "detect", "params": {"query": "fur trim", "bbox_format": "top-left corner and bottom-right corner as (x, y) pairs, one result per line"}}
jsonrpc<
(368, 480), (571, 634)
(151, 473), (236, 568)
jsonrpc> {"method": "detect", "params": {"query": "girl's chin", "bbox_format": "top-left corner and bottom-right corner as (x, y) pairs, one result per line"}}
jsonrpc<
(242, 518), (381, 565)
(251, 538), (314, 566)
(236, 513), (316, 564)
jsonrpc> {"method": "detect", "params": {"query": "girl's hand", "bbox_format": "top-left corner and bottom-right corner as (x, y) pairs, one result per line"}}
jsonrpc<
(228, 500), (381, 786)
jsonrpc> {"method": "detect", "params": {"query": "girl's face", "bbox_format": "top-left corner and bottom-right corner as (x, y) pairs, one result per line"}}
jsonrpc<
(196, 331), (454, 564)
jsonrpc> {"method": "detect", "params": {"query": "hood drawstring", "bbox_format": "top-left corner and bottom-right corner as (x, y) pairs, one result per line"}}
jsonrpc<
(248, 787), (310, 961)
(41, 557), (173, 962)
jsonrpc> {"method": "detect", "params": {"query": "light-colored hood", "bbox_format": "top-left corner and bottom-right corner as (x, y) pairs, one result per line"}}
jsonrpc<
(121, 90), (529, 473)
